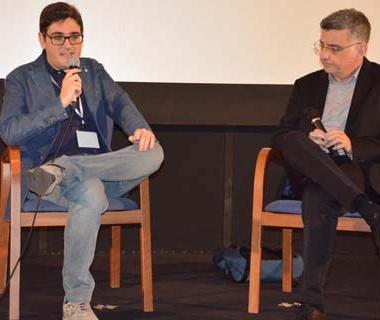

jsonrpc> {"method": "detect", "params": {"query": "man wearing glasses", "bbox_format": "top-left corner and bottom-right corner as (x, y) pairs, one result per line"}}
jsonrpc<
(272, 9), (380, 320)
(0, 2), (163, 319)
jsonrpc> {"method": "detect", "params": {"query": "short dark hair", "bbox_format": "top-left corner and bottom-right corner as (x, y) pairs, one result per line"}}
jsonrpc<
(320, 8), (371, 42)
(39, 2), (83, 34)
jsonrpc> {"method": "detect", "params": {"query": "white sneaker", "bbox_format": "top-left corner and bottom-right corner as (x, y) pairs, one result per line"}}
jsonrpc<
(62, 301), (99, 320)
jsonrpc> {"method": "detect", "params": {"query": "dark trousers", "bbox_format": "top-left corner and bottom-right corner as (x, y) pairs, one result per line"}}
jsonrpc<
(273, 131), (366, 309)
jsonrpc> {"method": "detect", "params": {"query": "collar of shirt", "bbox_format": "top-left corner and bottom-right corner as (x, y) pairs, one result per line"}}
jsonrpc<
(42, 50), (66, 87)
(328, 64), (362, 85)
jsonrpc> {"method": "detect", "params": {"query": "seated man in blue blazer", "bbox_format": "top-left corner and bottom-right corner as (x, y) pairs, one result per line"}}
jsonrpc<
(0, 2), (163, 319)
(272, 8), (380, 320)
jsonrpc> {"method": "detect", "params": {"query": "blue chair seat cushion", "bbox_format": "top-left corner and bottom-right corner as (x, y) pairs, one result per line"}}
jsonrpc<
(265, 199), (361, 218)
(22, 197), (138, 212)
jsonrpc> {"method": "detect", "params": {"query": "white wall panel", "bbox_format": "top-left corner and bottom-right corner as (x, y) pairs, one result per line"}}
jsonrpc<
(1, 0), (379, 83)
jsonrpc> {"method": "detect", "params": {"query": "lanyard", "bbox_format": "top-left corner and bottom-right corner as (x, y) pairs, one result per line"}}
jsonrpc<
(50, 75), (85, 125)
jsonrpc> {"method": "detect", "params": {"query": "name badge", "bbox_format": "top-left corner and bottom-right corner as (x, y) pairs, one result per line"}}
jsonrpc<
(76, 130), (100, 148)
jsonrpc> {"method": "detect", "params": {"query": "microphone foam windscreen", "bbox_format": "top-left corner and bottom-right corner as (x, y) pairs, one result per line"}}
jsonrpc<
(67, 57), (80, 69)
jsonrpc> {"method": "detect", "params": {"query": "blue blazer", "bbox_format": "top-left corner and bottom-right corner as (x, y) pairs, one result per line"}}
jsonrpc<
(0, 51), (151, 202)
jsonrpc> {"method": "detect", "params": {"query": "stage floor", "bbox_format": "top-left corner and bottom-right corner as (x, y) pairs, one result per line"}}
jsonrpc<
(0, 252), (379, 319)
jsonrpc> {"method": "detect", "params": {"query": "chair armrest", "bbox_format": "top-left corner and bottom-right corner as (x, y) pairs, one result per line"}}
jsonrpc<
(1, 146), (22, 222)
(253, 148), (284, 215)
(0, 147), (12, 221)
(9, 147), (22, 217)
(138, 178), (150, 212)
(7, 146), (21, 175)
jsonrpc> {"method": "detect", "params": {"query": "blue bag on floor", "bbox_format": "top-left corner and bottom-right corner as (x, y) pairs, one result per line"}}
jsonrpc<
(213, 246), (303, 283)
(255, 255), (303, 282)
(213, 246), (249, 282)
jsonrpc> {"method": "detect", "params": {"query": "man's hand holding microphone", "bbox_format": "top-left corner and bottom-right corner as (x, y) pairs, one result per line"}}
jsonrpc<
(306, 108), (352, 159)
(60, 57), (81, 108)
(309, 129), (352, 154)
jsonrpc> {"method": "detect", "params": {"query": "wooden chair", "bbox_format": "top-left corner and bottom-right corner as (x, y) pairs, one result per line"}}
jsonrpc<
(0, 146), (154, 320)
(248, 147), (371, 314)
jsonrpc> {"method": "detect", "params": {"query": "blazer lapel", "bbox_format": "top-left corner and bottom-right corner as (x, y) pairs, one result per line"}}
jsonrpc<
(29, 54), (56, 100)
(315, 71), (329, 116)
(80, 59), (97, 114)
(346, 57), (373, 130)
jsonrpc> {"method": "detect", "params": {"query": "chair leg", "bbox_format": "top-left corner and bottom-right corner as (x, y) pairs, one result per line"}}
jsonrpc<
(0, 218), (9, 292)
(9, 214), (21, 320)
(248, 219), (262, 314)
(0, 158), (10, 293)
(140, 221), (153, 312)
(282, 228), (293, 292)
(110, 226), (121, 288)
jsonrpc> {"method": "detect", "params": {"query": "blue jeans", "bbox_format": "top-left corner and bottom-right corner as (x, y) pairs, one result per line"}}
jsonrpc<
(41, 143), (164, 303)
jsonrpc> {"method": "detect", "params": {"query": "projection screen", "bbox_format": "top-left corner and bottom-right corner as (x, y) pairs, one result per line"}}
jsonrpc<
(1, 0), (379, 84)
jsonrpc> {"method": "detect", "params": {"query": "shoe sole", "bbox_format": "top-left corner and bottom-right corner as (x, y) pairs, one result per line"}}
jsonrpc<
(26, 167), (56, 196)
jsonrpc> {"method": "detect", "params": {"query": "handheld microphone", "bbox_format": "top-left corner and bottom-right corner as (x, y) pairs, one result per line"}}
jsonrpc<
(68, 56), (80, 69)
(67, 57), (80, 107)
(310, 116), (341, 158)
(305, 107), (348, 158)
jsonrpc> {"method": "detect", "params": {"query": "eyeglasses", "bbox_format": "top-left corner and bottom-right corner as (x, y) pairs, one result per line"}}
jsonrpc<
(313, 41), (361, 55)
(44, 33), (83, 46)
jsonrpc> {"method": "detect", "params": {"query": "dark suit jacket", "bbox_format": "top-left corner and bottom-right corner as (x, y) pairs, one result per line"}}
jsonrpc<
(272, 57), (380, 195)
